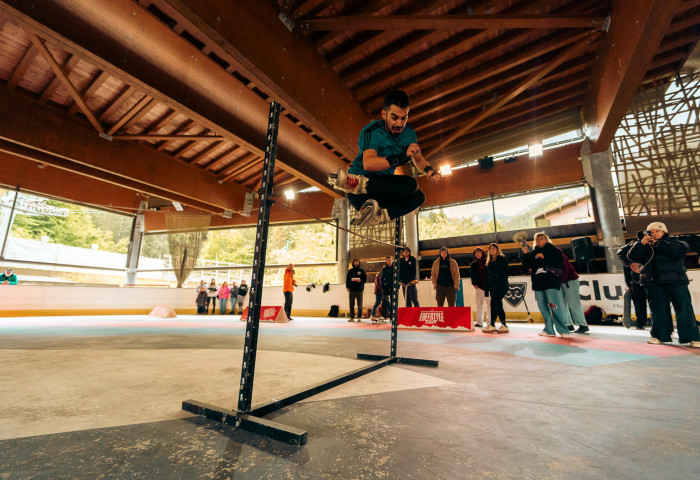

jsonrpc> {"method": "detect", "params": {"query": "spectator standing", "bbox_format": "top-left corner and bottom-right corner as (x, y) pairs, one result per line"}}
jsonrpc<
(346, 258), (367, 322)
(431, 246), (460, 307)
(399, 247), (420, 307)
(521, 232), (571, 338)
(283, 264), (297, 320)
(229, 282), (238, 315)
(236, 280), (248, 315)
(206, 278), (218, 314)
(627, 222), (700, 348)
(195, 285), (207, 315)
(217, 281), (231, 315)
(0, 268), (17, 285)
(370, 265), (384, 320)
(558, 250), (590, 333)
(470, 248), (490, 328)
(485, 243), (510, 333)
(617, 235), (649, 330)
(380, 256), (395, 321)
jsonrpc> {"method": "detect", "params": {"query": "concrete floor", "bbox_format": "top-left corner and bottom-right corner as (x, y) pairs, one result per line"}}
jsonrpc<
(0, 315), (699, 479)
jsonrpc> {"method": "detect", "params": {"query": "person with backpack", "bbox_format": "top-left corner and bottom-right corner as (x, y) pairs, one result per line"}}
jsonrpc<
(558, 249), (589, 333)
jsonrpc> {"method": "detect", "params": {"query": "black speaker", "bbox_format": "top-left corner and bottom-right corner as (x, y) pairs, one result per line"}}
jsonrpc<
(571, 237), (593, 261)
(479, 156), (494, 169)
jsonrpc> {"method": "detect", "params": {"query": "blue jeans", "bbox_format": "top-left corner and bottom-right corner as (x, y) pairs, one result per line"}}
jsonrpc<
(560, 279), (586, 326)
(218, 298), (227, 314)
(535, 289), (570, 335)
(372, 293), (382, 316)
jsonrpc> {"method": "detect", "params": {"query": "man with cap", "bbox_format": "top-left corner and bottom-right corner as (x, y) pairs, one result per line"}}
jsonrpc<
(627, 222), (700, 348)
(0, 268), (17, 285)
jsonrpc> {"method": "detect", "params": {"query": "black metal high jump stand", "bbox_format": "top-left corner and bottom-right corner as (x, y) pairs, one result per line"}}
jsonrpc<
(182, 101), (438, 446)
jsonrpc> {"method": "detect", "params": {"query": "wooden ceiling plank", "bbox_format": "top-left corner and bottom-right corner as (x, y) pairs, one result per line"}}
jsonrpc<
(6, 43), (37, 89)
(2, 0), (344, 196)
(106, 95), (153, 136)
(37, 53), (80, 104)
(289, 0), (329, 19)
(98, 85), (136, 121)
(67, 70), (109, 116)
(299, 14), (606, 31)
(27, 31), (104, 133)
(219, 153), (260, 181)
(581, 0), (682, 153)
(156, 119), (194, 151)
(426, 35), (594, 156)
(111, 134), (224, 141)
(201, 145), (240, 170)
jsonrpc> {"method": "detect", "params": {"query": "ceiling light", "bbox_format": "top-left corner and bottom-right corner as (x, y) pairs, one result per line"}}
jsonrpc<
(528, 144), (543, 158)
(172, 201), (184, 211)
(284, 189), (295, 200)
(439, 164), (452, 176)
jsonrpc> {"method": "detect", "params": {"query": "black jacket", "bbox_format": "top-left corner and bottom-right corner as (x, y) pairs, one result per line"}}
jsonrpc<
(399, 255), (418, 285)
(617, 242), (641, 286)
(486, 255), (509, 298)
(470, 259), (488, 290)
(521, 242), (562, 291)
(346, 266), (367, 292)
(380, 262), (394, 294)
(627, 234), (689, 286)
(238, 284), (248, 297)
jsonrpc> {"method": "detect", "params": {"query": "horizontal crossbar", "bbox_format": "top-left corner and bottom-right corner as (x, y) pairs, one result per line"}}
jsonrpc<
(182, 399), (308, 446)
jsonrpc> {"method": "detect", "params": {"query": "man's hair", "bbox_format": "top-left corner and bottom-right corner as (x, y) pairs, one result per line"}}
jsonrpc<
(384, 90), (410, 110)
(403, 247), (411, 254)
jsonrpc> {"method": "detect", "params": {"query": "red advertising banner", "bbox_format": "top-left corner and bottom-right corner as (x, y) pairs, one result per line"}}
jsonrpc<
(398, 307), (472, 329)
(240, 306), (289, 323)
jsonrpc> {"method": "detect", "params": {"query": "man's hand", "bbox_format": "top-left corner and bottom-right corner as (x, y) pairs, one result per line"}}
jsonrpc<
(406, 143), (421, 158)
(535, 253), (544, 259)
(641, 234), (654, 245)
(630, 263), (642, 273)
(426, 169), (441, 183)
(521, 246), (529, 254)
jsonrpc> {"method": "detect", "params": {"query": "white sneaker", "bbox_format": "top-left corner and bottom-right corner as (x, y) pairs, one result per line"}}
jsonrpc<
(689, 341), (700, 348)
(350, 199), (391, 227)
(328, 169), (367, 194)
(497, 325), (509, 333)
(538, 331), (555, 337)
(483, 325), (497, 333)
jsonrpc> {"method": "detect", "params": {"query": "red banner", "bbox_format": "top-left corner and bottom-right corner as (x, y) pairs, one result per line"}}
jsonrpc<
(398, 307), (472, 329)
(240, 306), (289, 323)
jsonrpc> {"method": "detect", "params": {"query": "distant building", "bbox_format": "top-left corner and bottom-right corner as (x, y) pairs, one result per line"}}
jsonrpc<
(533, 194), (594, 227)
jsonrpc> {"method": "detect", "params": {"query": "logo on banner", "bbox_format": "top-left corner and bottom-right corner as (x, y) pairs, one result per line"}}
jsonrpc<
(505, 283), (527, 307)
(262, 308), (276, 319)
(418, 310), (444, 325)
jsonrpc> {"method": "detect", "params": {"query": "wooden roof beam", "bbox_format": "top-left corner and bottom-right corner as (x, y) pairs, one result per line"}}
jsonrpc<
(581, 0), (682, 153)
(426, 35), (595, 157)
(298, 14), (607, 31)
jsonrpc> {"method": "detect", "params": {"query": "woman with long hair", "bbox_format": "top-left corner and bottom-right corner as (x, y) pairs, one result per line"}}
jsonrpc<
(485, 243), (510, 333)
(470, 247), (490, 328)
(520, 232), (571, 338)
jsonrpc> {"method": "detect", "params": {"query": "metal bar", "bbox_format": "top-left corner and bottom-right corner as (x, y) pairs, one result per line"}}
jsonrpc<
(238, 101), (281, 413)
(135, 261), (338, 273)
(250, 357), (397, 418)
(391, 217), (402, 357)
(0, 186), (19, 259)
(396, 357), (440, 367)
(0, 257), (126, 272)
(182, 400), (307, 446)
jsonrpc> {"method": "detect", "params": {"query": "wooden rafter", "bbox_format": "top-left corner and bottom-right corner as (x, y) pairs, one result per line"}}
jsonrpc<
(27, 32), (104, 134)
(111, 134), (224, 141)
(425, 35), (594, 156)
(106, 95), (153, 136)
(298, 14), (606, 31)
(6, 43), (36, 89)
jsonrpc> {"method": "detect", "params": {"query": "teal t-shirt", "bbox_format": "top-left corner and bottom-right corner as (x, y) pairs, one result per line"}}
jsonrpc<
(348, 120), (418, 176)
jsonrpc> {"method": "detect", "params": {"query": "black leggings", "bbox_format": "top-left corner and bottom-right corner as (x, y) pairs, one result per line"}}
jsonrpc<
(490, 294), (506, 326)
(347, 174), (425, 219)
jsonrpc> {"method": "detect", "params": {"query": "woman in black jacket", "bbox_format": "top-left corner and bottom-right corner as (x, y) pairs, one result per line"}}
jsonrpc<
(520, 232), (571, 338)
(470, 247), (490, 328)
(627, 222), (700, 347)
(485, 243), (509, 333)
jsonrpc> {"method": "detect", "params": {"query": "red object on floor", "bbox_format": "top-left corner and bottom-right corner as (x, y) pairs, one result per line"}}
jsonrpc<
(240, 306), (289, 322)
(398, 307), (472, 329)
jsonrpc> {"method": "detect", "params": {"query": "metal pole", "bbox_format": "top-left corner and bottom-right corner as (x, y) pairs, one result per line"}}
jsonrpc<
(0, 186), (19, 260)
(390, 217), (402, 357)
(238, 101), (281, 413)
(490, 192), (498, 243)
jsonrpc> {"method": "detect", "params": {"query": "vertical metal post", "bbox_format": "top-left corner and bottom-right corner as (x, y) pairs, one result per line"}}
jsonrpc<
(238, 101), (281, 413)
(390, 217), (402, 357)
(490, 192), (498, 243)
(0, 187), (19, 260)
